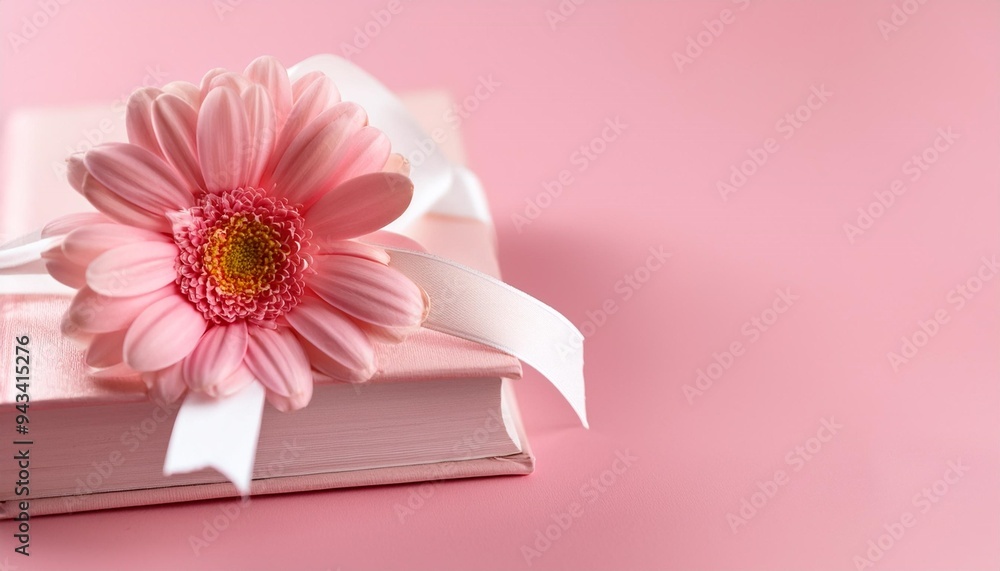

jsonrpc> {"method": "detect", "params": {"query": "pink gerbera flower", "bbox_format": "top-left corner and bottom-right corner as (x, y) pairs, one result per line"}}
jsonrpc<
(44, 56), (428, 411)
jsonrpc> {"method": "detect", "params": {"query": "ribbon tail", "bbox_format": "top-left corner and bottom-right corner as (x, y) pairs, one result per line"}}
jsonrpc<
(0, 233), (60, 273)
(163, 382), (266, 495)
(385, 247), (589, 428)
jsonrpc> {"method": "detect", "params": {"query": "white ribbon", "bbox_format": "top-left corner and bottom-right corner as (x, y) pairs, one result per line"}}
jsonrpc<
(163, 382), (266, 491)
(0, 231), (59, 275)
(0, 55), (587, 493)
(386, 248), (587, 429)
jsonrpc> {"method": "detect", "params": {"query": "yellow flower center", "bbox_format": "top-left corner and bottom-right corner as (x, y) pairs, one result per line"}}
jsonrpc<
(203, 215), (284, 296)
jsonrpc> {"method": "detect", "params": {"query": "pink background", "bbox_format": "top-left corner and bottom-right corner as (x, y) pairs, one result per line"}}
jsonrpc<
(1, 0), (998, 569)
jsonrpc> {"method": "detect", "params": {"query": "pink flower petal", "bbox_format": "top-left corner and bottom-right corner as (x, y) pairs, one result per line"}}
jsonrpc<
(197, 87), (250, 193)
(86, 329), (127, 368)
(41, 244), (87, 288)
(62, 223), (168, 265)
(383, 153), (411, 177)
(304, 172), (413, 241)
(268, 102), (367, 206)
(67, 158), (165, 232)
(212, 364), (255, 398)
(316, 240), (391, 264)
(81, 173), (170, 233)
(162, 80), (202, 109)
(284, 296), (375, 381)
(65, 285), (175, 335)
(84, 142), (193, 215)
(206, 72), (252, 96)
(41, 212), (111, 238)
(359, 230), (427, 252)
(308, 255), (426, 335)
(199, 68), (229, 99)
(183, 322), (248, 396)
(124, 294), (207, 371)
(142, 361), (188, 404)
(86, 241), (179, 297)
(291, 71), (323, 101)
(261, 76), (337, 185)
(320, 126), (391, 191)
(241, 84), (276, 186)
(61, 323), (94, 344)
(354, 320), (410, 344)
(125, 87), (164, 157)
(295, 331), (374, 384)
(67, 154), (88, 194)
(152, 93), (206, 192)
(245, 327), (312, 409)
(244, 56), (291, 128)
(263, 389), (297, 413)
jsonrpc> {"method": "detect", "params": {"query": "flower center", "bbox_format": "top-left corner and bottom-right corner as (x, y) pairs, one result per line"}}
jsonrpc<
(204, 216), (283, 296)
(172, 188), (311, 324)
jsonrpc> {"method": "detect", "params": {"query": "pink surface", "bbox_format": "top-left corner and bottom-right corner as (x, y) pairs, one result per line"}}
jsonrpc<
(0, 1), (997, 570)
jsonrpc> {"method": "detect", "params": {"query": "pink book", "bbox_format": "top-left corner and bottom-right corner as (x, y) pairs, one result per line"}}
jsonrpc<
(0, 93), (534, 518)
